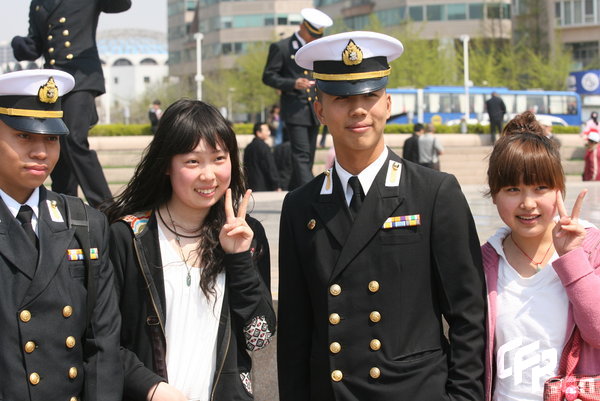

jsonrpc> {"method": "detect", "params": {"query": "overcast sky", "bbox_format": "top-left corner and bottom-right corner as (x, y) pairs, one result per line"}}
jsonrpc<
(0, 0), (167, 44)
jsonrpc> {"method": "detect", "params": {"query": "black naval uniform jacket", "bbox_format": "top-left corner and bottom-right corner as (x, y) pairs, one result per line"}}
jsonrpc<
(13, 0), (132, 94)
(109, 212), (276, 401)
(277, 149), (486, 401)
(0, 187), (122, 401)
(243, 137), (280, 191)
(262, 33), (319, 127)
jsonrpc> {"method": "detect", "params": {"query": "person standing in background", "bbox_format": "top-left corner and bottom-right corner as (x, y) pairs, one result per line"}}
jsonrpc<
(148, 99), (162, 134)
(485, 91), (507, 144)
(583, 131), (600, 181)
(267, 104), (284, 146)
(418, 123), (443, 170)
(402, 122), (423, 163)
(262, 8), (333, 190)
(12, 0), (131, 208)
(244, 122), (281, 191)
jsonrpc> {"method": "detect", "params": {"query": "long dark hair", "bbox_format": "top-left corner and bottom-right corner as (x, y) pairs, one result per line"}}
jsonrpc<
(104, 99), (246, 298)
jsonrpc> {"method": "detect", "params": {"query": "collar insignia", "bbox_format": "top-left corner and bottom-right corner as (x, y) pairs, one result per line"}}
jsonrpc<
(342, 40), (363, 66)
(38, 77), (59, 104)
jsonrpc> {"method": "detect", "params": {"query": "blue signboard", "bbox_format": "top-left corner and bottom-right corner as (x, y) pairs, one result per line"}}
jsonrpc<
(568, 70), (600, 94)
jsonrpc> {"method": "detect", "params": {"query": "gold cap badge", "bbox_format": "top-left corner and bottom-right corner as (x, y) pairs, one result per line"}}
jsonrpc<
(342, 40), (363, 66)
(38, 77), (59, 104)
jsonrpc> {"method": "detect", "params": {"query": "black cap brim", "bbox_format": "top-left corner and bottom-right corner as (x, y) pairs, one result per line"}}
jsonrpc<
(317, 76), (388, 97)
(0, 114), (69, 135)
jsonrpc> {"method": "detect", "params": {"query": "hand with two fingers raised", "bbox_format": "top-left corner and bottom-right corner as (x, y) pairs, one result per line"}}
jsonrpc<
(553, 189), (588, 256)
(219, 189), (254, 254)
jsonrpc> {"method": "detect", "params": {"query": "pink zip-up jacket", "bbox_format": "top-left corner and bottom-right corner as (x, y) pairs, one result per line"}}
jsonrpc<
(482, 227), (600, 401)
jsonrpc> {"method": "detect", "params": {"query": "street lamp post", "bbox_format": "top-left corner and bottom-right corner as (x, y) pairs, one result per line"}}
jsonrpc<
(194, 33), (204, 101)
(460, 34), (470, 123)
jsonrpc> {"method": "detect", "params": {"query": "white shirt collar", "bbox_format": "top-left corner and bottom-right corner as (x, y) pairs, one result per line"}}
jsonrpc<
(294, 31), (306, 46)
(0, 187), (40, 231)
(335, 147), (389, 206)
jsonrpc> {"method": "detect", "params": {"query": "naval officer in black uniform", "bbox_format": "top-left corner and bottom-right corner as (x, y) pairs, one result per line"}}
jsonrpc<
(0, 70), (122, 401)
(12, 0), (132, 207)
(262, 8), (332, 190)
(277, 32), (486, 401)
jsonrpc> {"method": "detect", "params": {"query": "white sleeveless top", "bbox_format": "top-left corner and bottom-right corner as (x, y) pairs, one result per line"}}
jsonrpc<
(158, 225), (226, 401)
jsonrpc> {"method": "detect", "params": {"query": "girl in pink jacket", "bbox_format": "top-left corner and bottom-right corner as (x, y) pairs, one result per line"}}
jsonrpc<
(482, 111), (600, 401)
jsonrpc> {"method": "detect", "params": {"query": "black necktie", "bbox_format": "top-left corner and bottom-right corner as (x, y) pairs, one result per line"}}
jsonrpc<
(348, 176), (364, 219)
(17, 205), (38, 251)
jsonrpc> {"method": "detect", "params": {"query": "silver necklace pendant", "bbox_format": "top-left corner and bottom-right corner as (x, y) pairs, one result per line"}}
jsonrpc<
(186, 271), (192, 287)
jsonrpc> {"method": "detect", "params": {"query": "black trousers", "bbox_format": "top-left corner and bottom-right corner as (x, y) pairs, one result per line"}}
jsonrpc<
(50, 91), (112, 208)
(287, 123), (319, 190)
(489, 119), (503, 144)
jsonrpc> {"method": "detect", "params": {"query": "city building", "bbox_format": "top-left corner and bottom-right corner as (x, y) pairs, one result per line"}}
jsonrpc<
(167, 0), (313, 88)
(97, 29), (169, 124)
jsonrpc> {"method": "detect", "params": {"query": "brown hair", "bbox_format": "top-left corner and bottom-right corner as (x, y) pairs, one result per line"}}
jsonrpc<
(486, 111), (565, 196)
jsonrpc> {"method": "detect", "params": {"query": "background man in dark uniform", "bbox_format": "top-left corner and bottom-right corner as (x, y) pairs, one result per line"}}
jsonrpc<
(262, 8), (332, 190)
(12, 0), (132, 207)
(485, 91), (506, 144)
(243, 122), (281, 191)
(0, 70), (122, 401)
(278, 32), (486, 401)
(401, 122), (423, 163)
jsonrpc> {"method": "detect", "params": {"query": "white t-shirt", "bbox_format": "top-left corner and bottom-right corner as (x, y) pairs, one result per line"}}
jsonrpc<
(158, 225), (226, 401)
(488, 227), (569, 401)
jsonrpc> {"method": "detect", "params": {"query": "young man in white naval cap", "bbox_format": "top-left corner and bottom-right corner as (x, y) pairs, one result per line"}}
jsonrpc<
(277, 31), (485, 401)
(0, 70), (122, 401)
(262, 8), (333, 190)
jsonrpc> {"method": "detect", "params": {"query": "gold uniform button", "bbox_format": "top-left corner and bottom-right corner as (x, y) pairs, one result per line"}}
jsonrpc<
(368, 281), (380, 293)
(63, 305), (73, 318)
(65, 41), (71, 48)
(36, 5), (40, 11)
(308, 97), (312, 101)
(329, 313), (340, 325)
(48, 47), (54, 53)
(68, 367), (78, 379)
(63, 29), (69, 36)
(369, 367), (381, 379)
(370, 339), (381, 351)
(59, 17), (66, 23)
(24, 341), (36, 353)
(20, 310), (31, 322)
(331, 370), (343, 382)
(47, 35), (53, 41)
(329, 342), (341, 354)
(29, 372), (40, 385)
(304, 70), (308, 75)
(70, 397), (79, 401)
(66, 54), (73, 60)
(50, 59), (56, 65)
(329, 284), (341, 296)
(307, 219), (316, 230)
(369, 311), (381, 323)
(66, 336), (76, 348)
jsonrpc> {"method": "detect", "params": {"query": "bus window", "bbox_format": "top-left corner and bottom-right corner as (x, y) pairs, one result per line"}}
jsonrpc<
(515, 95), (528, 113)
(502, 95), (516, 113)
(525, 95), (547, 114)
(548, 95), (578, 115)
(426, 94), (440, 113)
(390, 93), (416, 116)
(472, 94), (485, 114)
(439, 94), (460, 113)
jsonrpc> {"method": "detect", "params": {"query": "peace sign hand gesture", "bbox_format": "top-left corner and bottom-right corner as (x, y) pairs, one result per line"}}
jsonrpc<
(553, 189), (587, 256)
(219, 189), (254, 254)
